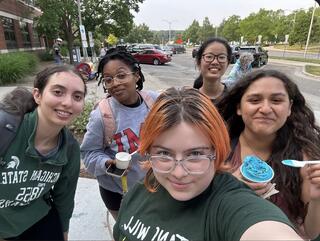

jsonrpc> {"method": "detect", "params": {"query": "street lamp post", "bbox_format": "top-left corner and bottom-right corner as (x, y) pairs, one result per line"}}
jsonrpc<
(162, 19), (176, 43)
(304, 2), (317, 58)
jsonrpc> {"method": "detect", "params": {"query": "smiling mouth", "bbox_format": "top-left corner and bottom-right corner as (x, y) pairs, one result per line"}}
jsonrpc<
(169, 180), (191, 190)
(56, 110), (72, 118)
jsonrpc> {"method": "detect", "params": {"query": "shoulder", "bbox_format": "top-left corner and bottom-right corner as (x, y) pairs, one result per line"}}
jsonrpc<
(139, 90), (159, 102)
(208, 173), (293, 240)
(120, 181), (146, 206)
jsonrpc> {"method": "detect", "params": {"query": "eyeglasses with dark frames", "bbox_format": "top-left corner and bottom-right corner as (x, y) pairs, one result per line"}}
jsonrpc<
(202, 53), (228, 63)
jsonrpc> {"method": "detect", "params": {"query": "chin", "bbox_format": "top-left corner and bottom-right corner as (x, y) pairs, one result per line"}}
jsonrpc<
(168, 190), (196, 201)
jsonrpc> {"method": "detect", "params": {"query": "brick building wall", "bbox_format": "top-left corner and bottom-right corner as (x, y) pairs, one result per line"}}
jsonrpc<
(0, 0), (45, 53)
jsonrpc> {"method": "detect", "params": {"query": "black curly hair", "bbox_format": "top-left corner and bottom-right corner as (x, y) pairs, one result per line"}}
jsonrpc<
(217, 69), (320, 226)
(97, 46), (145, 92)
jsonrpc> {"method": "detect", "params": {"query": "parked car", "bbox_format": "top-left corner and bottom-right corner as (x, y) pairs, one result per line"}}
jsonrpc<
(167, 44), (186, 54)
(132, 49), (171, 65)
(154, 45), (173, 56)
(238, 46), (268, 67)
(230, 45), (240, 64)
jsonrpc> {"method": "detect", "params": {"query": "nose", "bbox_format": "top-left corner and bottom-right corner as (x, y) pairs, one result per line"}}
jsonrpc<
(170, 160), (188, 179)
(259, 100), (272, 113)
(61, 94), (73, 107)
(211, 57), (220, 64)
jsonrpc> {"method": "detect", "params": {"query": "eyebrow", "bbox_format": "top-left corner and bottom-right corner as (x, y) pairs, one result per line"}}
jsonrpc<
(103, 68), (129, 76)
(151, 146), (211, 152)
(51, 84), (85, 96)
(246, 93), (287, 97)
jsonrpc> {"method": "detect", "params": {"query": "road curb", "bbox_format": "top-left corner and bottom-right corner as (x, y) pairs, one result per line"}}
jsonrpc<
(302, 68), (320, 79)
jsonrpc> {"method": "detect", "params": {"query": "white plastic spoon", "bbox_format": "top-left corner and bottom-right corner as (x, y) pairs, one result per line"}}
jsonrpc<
(282, 159), (320, 168)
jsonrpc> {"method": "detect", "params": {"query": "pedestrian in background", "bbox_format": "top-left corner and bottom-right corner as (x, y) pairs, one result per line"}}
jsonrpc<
(53, 38), (63, 65)
(114, 87), (302, 241)
(193, 37), (232, 105)
(217, 69), (320, 240)
(0, 65), (87, 240)
(80, 47), (158, 220)
(225, 52), (254, 87)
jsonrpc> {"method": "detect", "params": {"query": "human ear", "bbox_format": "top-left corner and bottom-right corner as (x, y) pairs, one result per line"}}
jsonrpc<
(236, 103), (242, 116)
(287, 99), (293, 117)
(32, 88), (41, 105)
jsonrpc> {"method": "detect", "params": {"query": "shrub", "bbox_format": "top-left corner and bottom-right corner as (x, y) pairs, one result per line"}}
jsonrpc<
(0, 52), (39, 85)
(69, 101), (95, 137)
(37, 50), (54, 61)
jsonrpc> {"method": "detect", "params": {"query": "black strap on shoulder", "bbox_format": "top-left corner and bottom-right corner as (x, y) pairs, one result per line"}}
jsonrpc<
(0, 110), (22, 161)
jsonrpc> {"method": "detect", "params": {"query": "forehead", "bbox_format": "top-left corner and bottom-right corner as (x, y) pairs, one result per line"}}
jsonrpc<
(244, 77), (288, 96)
(47, 71), (85, 92)
(103, 59), (131, 74)
(204, 42), (227, 54)
(153, 122), (211, 152)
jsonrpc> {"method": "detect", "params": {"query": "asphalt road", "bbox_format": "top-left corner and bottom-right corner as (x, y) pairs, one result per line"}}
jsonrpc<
(137, 52), (320, 118)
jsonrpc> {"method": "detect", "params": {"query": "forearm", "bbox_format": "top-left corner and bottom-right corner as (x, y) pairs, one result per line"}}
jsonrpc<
(64, 232), (68, 241)
(304, 200), (320, 239)
(82, 150), (113, 176)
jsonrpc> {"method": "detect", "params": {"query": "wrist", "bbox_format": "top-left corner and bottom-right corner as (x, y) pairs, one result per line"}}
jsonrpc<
(105, 160), (112, 168)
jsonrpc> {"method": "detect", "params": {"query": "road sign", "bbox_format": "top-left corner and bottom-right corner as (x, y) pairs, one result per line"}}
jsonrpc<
(88, 31), (94, 47)
(284, 34), (290, 44)
(79, 25), (88, 48)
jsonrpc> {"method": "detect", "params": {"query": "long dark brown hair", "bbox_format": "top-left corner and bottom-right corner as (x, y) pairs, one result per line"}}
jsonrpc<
(217, 69), (320, 226)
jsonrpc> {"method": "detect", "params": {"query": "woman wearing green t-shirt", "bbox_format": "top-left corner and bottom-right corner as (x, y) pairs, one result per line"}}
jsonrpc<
(113, 87), (302, 241)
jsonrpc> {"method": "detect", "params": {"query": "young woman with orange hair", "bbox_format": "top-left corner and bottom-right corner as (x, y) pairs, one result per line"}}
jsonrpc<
(113, 87), (302, 241)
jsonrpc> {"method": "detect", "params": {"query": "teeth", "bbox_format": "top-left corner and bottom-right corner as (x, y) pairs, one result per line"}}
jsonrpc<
(56, 110), (71, 117)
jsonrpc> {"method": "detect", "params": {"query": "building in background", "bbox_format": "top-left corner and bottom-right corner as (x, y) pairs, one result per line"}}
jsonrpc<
(0, 0), (46, 53)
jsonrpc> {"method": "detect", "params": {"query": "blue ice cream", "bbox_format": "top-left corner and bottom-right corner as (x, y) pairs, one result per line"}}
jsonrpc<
(240, 155), (274, 183)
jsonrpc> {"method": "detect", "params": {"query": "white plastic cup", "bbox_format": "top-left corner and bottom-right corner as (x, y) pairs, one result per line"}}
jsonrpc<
(115, 152), (131, 169)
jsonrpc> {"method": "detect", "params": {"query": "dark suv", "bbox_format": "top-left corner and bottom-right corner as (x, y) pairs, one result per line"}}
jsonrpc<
(238, 46), (268, 67)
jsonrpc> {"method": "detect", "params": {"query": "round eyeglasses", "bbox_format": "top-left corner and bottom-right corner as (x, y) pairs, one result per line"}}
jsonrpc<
(102, 72), (135, 89)
(148, 154), (216, 175)
(202, 53), (228, 63)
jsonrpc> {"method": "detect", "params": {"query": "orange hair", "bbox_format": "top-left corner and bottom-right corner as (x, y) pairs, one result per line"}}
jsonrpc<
(139, 87), (230, 192)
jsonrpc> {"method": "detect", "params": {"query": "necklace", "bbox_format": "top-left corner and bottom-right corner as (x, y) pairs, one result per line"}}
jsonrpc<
(240, 134), (270, 162)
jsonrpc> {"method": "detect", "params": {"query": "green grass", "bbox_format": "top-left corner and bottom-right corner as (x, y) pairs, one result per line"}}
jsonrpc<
(270, 56), (320, 64)
(274, 44), (320, 52)
(305, 65), (320, 76)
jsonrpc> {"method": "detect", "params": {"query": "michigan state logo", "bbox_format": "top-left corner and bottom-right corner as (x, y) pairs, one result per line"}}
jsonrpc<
(6, 156), (20, 169)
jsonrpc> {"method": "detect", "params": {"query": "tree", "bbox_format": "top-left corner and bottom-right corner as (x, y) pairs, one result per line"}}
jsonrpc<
(35, 0), (144, 63)
(199, 17), (215, 42)
(290, 9), (312, 46)
(182, 20), (201, 45)
(125, 24), (153, 43)
(220, 15), (241, 42)
(106, 34), (118, 46)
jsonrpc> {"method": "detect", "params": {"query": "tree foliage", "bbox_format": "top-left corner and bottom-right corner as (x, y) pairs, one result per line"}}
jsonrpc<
(125, 24), (153, 43)
(35, 0), (144, 63)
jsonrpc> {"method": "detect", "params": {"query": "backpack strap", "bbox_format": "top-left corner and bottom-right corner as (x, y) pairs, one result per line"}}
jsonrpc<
(98, 91), (155, 147)
(139, 90), (154, 109)
(98, 97), (115, 146)
(0, 110), (22, 163)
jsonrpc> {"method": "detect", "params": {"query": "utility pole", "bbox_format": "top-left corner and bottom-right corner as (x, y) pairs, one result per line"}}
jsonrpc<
(304, 2), (317, 58)
(163, 19), (177, 43)
(77, 0), (88, 60)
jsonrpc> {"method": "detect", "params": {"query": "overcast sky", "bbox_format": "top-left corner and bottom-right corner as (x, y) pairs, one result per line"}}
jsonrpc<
(133, 0), (318, 30)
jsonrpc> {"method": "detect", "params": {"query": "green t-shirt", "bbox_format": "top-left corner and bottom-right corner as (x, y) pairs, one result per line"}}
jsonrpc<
(114, 172), (294, 241)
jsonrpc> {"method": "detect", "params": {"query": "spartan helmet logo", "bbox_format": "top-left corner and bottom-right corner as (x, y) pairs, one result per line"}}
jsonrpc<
(6, 156), (20, 169)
